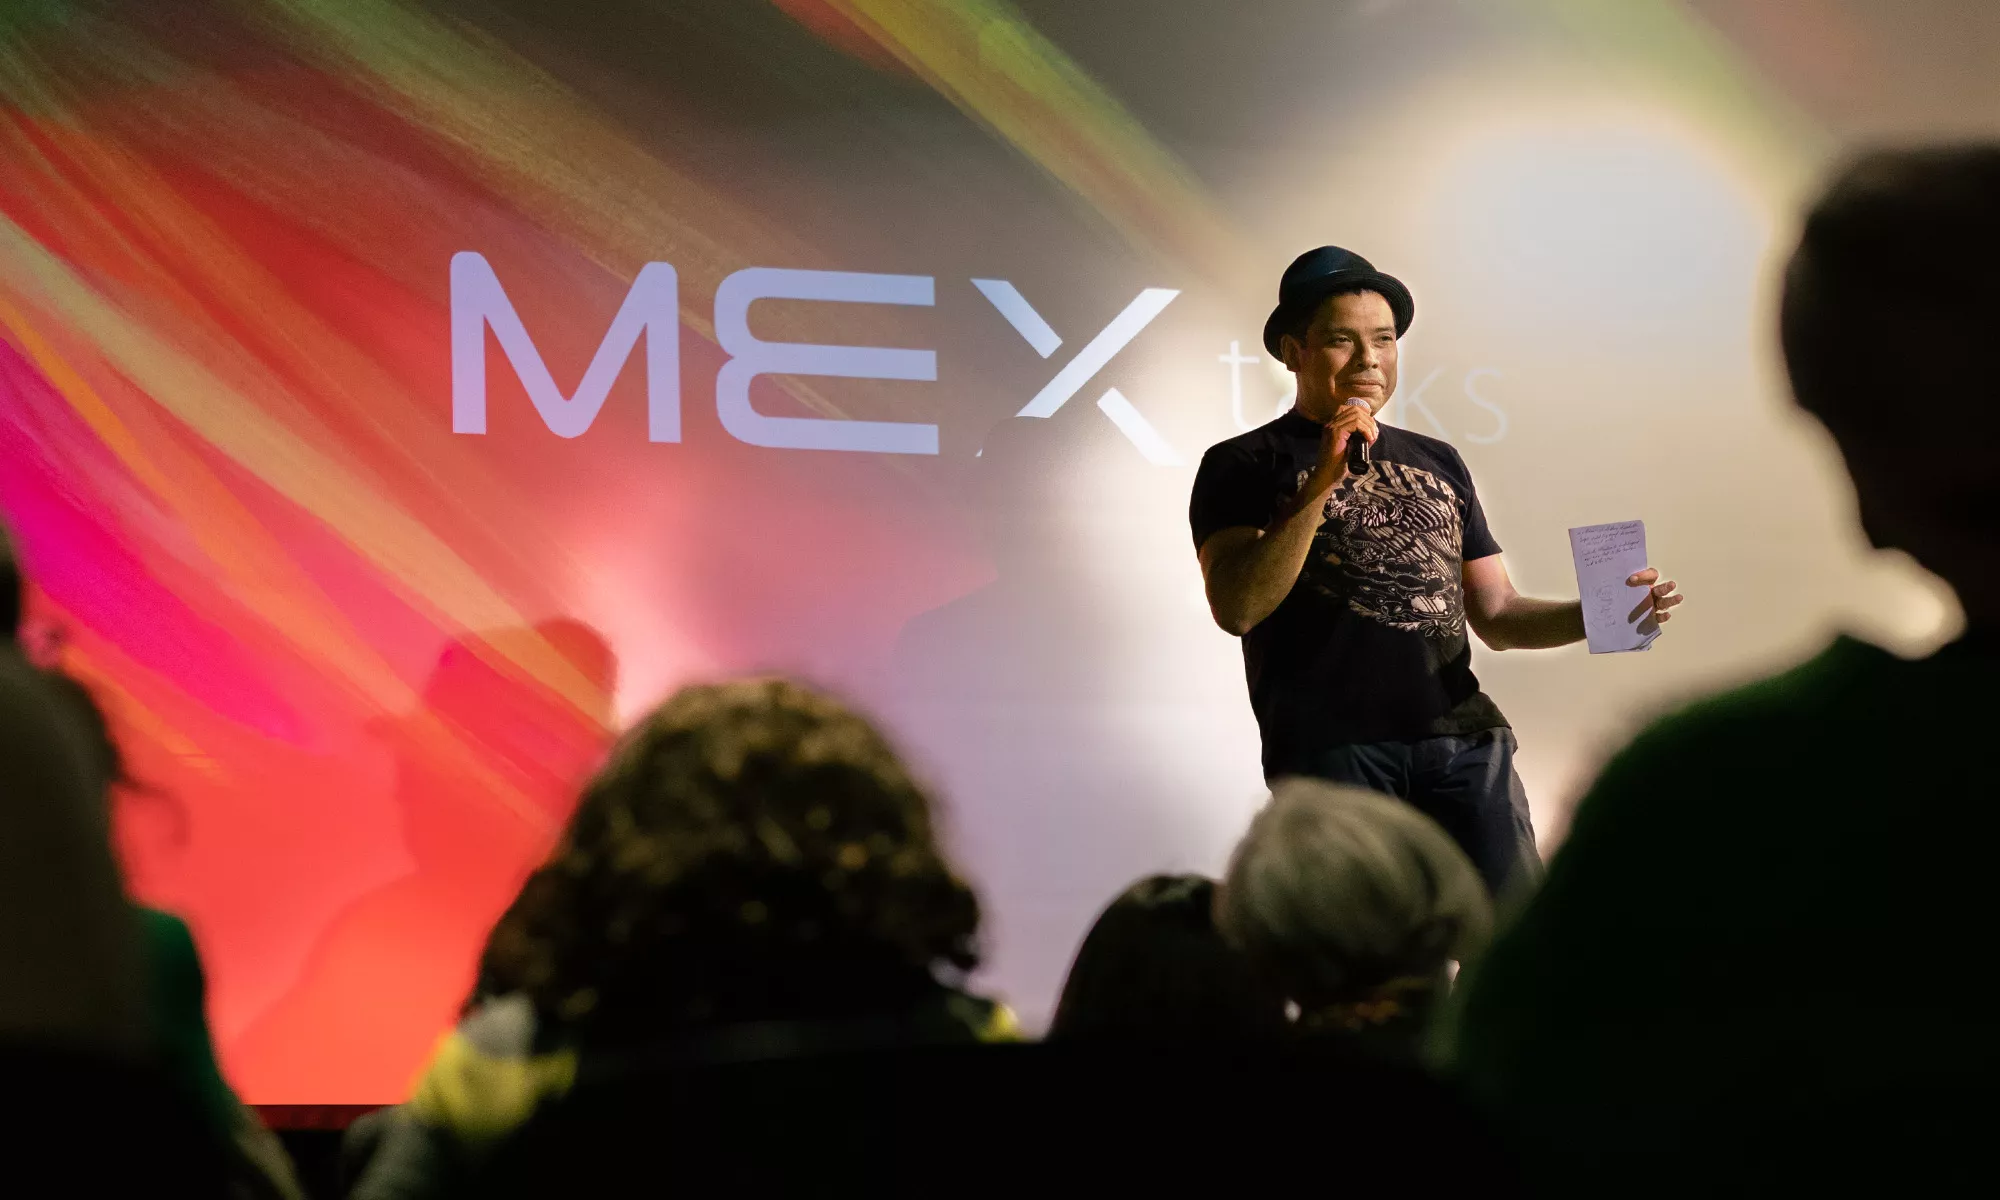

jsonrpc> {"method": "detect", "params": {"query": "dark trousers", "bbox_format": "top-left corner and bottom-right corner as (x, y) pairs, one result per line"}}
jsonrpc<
(1290, 728), (1541, 898)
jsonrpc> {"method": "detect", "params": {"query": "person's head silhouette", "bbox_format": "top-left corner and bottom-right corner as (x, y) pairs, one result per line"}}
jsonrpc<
(1049, 873), (1286, 1042)
(1782, 145), (2000, 626)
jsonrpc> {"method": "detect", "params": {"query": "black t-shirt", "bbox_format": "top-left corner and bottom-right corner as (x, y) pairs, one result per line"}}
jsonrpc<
(1189, 412), (1509, 773)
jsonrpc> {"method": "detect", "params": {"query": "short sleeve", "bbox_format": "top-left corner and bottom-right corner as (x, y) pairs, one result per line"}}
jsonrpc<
(1454, 449), (1502, 561)
(1189, 442), (1274, 553)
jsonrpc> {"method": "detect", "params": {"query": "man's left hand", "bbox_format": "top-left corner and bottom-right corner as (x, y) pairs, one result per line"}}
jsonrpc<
(1627, 568), (1684, 635)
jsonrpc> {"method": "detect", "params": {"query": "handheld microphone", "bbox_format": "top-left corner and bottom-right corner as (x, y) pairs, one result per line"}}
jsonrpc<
(1343, 397), (1372, 475)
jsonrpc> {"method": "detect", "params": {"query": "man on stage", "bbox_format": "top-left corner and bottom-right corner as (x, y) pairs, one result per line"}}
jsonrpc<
(1190, 246), (1683, 896)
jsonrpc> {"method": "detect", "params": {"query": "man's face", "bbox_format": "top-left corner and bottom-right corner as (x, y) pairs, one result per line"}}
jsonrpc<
(1281, 290), (1399, 421)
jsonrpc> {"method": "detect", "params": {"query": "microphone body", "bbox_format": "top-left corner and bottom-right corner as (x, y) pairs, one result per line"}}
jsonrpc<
(1343, 398), (1373, 475)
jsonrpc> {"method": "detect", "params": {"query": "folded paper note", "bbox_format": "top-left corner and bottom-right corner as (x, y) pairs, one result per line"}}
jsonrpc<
(1569, 520), (1659, 654)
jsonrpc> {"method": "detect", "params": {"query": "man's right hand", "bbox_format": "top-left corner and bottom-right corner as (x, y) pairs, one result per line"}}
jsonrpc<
(1202, 401), (1378, 636)
(1301, 403), (1380, 502)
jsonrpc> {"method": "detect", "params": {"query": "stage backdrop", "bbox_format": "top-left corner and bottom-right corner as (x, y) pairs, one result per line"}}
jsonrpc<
(0, 0), (1978, 1101)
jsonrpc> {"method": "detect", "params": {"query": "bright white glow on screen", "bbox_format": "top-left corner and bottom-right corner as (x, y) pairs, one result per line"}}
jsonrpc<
(1415, 103), (1772, 349)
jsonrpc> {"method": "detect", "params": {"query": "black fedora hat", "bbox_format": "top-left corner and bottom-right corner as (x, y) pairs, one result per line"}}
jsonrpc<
(1262, 246), (1415, 358)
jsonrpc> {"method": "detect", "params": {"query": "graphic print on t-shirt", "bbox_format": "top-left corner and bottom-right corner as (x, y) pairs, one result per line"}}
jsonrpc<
(1294, 460), (1467, 639)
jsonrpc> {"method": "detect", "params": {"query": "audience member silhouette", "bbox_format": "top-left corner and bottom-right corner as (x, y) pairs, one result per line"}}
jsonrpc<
(0, 652), (144, 1051)
(1444, 144), (2000, 1195)
(0, 634), (225, 1188)
(1047, 873), (1286, 1042)
(1219, 780), (1491, 1059)
(351, 678), (1008, 1199)
(40, 668), (304, 1199)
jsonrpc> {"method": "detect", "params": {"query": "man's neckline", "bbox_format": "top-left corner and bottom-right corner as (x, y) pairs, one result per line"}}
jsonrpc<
(1276, 409), (1323, 436)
